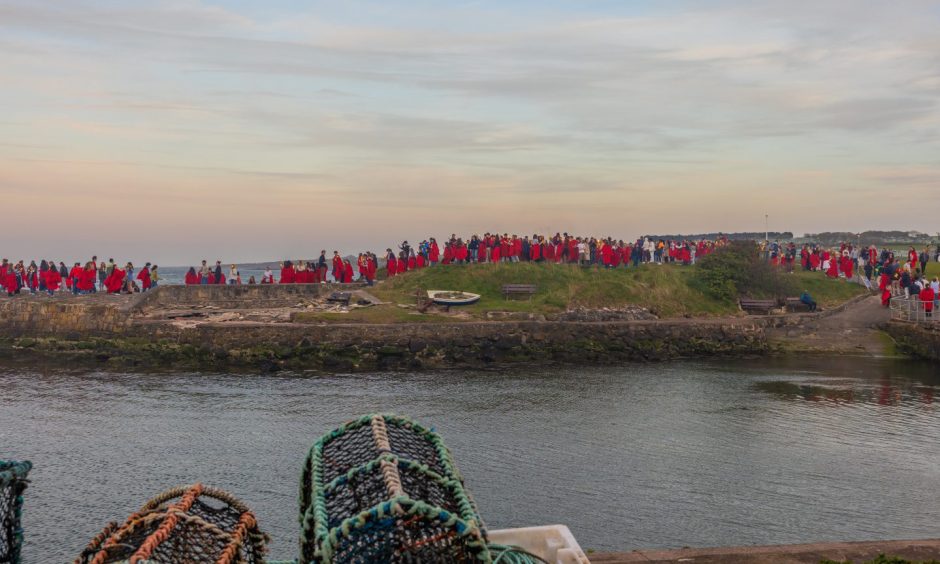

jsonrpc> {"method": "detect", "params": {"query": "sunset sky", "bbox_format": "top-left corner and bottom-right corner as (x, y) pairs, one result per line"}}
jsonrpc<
(2, 0), (939, 264)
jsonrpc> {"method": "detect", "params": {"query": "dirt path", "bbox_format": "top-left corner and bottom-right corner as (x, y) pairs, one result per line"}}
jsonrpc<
(768, 294), (893, 356)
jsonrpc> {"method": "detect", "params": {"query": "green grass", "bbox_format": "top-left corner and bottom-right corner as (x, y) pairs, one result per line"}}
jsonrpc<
(364, 262), (867, 319)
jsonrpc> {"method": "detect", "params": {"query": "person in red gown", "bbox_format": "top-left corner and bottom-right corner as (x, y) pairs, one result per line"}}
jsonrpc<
(365, 254), (377, 285)
(442, 244), (453, 265)
(428, 239), (440, 265)
(280, 261), (296, 284)
(920, 285), (935, 316)
(331, 252), (343, 282)
(184, 267), (199, 285)
(24, 266), (38, 294)
(602, 241), (614, 268)
(343, 260), (354, 283)
(529, 238), (542, 262)
(386, 250), (397, 278)
(77, 263), (97, 293)
(104, 266), (124, 294)
(455, 241), (468, 263)
(407, 252), (416, 270)
(397, 255), (407, 274)
(45, 266), (62, 294)
(137, 263), (152, 291)
(840, 255), (854, 279)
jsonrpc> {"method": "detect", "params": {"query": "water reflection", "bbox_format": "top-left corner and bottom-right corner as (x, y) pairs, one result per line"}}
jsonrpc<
(747, 356), (940, 407)
(1, 357), (939, 562)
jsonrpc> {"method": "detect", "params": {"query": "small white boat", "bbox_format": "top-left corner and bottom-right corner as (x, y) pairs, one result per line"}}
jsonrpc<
(427, 290), (481, 306)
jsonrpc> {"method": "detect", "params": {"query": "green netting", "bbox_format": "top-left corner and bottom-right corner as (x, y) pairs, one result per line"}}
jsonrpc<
(299, 414), (490, 563)
(0, 460), (31, 564)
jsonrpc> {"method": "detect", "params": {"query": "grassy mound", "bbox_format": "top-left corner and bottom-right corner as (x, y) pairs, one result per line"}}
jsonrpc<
(372, 262), (730, 317)
(360, 261), (866, 320)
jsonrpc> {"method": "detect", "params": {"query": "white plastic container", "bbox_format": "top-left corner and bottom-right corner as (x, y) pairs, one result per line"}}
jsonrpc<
(488, 525), (591, 564)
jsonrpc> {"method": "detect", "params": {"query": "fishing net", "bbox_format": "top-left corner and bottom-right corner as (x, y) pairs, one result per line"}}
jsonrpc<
(299, 414), (490, 564)
(0, 460), (31, 564)
(75, 483), (268, 564)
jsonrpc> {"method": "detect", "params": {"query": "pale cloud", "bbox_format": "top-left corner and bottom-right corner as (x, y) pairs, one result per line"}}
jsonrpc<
(1, 0), (939, 263)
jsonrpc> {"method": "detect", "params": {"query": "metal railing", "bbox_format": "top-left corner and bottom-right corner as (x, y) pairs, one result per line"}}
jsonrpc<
(889, 295), (939, 323)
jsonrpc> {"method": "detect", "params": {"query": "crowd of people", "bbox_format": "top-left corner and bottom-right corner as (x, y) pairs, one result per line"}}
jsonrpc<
(380, 234), (723, 277)
(762, 241), (939, 313)
(3, 235), (938, 313)
(0, 257), (159, 296)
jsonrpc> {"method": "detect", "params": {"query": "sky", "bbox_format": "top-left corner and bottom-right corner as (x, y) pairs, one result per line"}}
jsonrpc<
(2, 0), (940, 264)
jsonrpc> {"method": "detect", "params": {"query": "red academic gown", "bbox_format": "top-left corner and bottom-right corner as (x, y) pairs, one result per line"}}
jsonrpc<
(387, 257), (397, 278)
(408, 256), (416, 270)
(46, 270), (62, 291)
(477, 244), (487, 263)
(530, 243), (542, 262)
(105, 268), (125, 293)
(429, 243), (440, 264)
(397, 258), (407, 274)
(826, 259), (838, 278)
(137, 268), (151, 290)
(332, 257), (343, 282)
(367, 259), (376, 281)
(343, 263), (354, 283)
(280, 266), (296, 284)
(184, 271), (198, 285)
(840, 256), (854, 278)
(78, 268), (96, 292)
(881, 288), (891, 307)
(2, 272), (17, 294)
(416, 254), (426, 268)
(920, 287), (935, 313)
(442, 246), (453, 265)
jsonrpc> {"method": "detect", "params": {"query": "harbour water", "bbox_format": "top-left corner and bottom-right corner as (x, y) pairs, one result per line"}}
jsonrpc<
(2, 356), (938, 562)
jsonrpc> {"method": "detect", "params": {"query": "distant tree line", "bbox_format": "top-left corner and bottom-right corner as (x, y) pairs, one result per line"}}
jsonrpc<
(802, 230), (935, 246)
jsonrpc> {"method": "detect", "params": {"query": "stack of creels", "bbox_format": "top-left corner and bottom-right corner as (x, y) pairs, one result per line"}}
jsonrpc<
(299, 414), (490, 564)
(75, 483), (268, 564)
(0, 460), (31, 564)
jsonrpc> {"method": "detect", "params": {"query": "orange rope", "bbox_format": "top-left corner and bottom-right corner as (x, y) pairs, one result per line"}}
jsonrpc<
(215, 510), (259, 564)
(129, 483), (203, 564)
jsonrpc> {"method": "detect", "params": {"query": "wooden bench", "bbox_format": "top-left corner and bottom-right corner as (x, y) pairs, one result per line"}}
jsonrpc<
(502, 284), (537, 300)
(326, 291), (351, 306)
(739, 298), (776, 315)
(785, 297), (813, 312)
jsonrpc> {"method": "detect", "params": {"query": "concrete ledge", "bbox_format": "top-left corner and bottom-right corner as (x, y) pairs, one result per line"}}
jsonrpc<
(591, 538), (940, 563)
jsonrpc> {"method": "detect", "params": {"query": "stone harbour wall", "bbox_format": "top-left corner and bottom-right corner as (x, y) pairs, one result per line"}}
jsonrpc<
(132, 283), (361, 311)
(0, 297), (133, 337)
(0, 286), (836, 372)
(883, 321), (940, 360)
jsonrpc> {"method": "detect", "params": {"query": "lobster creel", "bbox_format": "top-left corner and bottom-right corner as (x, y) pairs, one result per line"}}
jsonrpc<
(299, 414), (490, 564)
(0, 460), (31, 564)
(75, 483), (268, 564)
